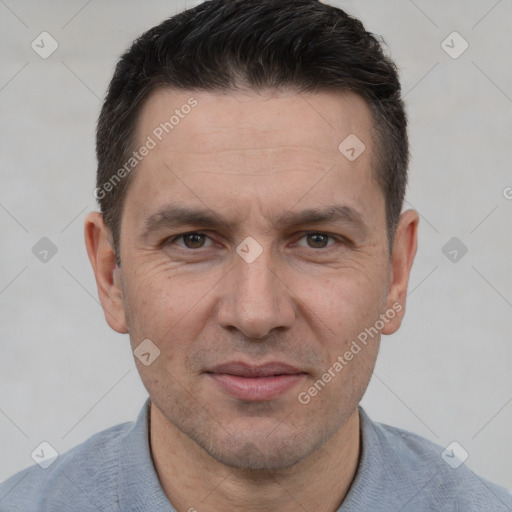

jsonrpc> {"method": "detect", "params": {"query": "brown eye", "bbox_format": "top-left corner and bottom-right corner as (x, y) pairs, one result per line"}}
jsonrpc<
(305, 233), (332, 249)
(182, 233), (207, 249)
(166, 232), (213, 250)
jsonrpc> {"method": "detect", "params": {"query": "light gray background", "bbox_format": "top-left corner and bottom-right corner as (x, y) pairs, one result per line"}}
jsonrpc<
(1, 0), (511, 491)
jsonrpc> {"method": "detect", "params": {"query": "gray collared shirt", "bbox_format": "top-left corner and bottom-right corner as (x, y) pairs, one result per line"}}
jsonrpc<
(1, 397), (511, 511)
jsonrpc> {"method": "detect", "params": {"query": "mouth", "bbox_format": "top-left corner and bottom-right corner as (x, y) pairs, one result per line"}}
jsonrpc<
(205, 361), (308, 401)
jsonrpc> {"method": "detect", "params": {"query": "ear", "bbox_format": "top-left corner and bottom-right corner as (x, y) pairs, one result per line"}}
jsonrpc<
(84, 212), (128, 334)
(381, 209), (419, 335)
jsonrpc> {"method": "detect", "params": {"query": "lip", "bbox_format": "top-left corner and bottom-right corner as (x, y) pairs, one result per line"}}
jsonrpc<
(206, 361), (307, 401)
(208, 361), (304, 377)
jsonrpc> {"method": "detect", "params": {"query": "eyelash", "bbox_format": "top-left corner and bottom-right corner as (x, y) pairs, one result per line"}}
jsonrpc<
(165, 231), (347, 251)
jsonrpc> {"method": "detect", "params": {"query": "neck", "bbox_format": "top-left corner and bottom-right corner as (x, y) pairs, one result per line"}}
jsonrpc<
(149, 404), (361, 512)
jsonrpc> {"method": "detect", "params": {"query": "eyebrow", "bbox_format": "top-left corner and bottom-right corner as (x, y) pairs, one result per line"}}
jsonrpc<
(142, 203), (368, 238)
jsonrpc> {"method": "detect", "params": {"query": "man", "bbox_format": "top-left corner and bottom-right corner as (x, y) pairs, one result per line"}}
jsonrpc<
(1, 0), (511, 510)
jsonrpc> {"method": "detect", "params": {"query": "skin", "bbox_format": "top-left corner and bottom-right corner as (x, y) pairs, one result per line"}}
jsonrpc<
(85, 88), (418, 512)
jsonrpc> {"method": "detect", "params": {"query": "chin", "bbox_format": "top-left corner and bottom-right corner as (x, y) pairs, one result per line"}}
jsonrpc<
(197, 426), (327, 472)
(209, 442), (307, 471)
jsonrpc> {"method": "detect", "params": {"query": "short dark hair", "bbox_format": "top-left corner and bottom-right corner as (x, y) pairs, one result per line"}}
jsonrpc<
(95, 0), (408, 264)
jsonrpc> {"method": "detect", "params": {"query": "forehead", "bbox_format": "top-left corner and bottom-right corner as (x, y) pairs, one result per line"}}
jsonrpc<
(125, 87), (383, 233)
(136, 87), (375, 160)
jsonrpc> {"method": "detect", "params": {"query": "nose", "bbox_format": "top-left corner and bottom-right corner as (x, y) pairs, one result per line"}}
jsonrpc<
(216, 246), (296, 339)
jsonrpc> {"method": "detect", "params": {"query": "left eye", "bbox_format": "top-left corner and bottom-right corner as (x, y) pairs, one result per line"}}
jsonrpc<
(295, 232), (337, 249)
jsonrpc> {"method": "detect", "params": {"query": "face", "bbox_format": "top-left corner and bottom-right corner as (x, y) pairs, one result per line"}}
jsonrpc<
(86, 87), (418, 471)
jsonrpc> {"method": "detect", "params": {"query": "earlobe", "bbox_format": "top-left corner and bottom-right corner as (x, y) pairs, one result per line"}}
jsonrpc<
(84, 212), (128, 334)
(381, 209), (419, 335)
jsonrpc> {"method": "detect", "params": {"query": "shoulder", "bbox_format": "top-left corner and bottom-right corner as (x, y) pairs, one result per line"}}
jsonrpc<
(362, 410), (512, 511)
(0, 421), (132, 512)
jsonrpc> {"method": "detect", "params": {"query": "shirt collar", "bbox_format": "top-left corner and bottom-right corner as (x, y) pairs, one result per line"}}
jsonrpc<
(338, 406), (437, 511)
(117, 397), (177, 511)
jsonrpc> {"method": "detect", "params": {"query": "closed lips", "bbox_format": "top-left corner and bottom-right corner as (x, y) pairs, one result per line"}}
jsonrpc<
(206, 361), (306, 377)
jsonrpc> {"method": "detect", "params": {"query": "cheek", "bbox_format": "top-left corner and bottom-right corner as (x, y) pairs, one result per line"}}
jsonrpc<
(122, 268), (213, 371)
(311, 269), (387, 333)
(121, 266), (179, 341)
